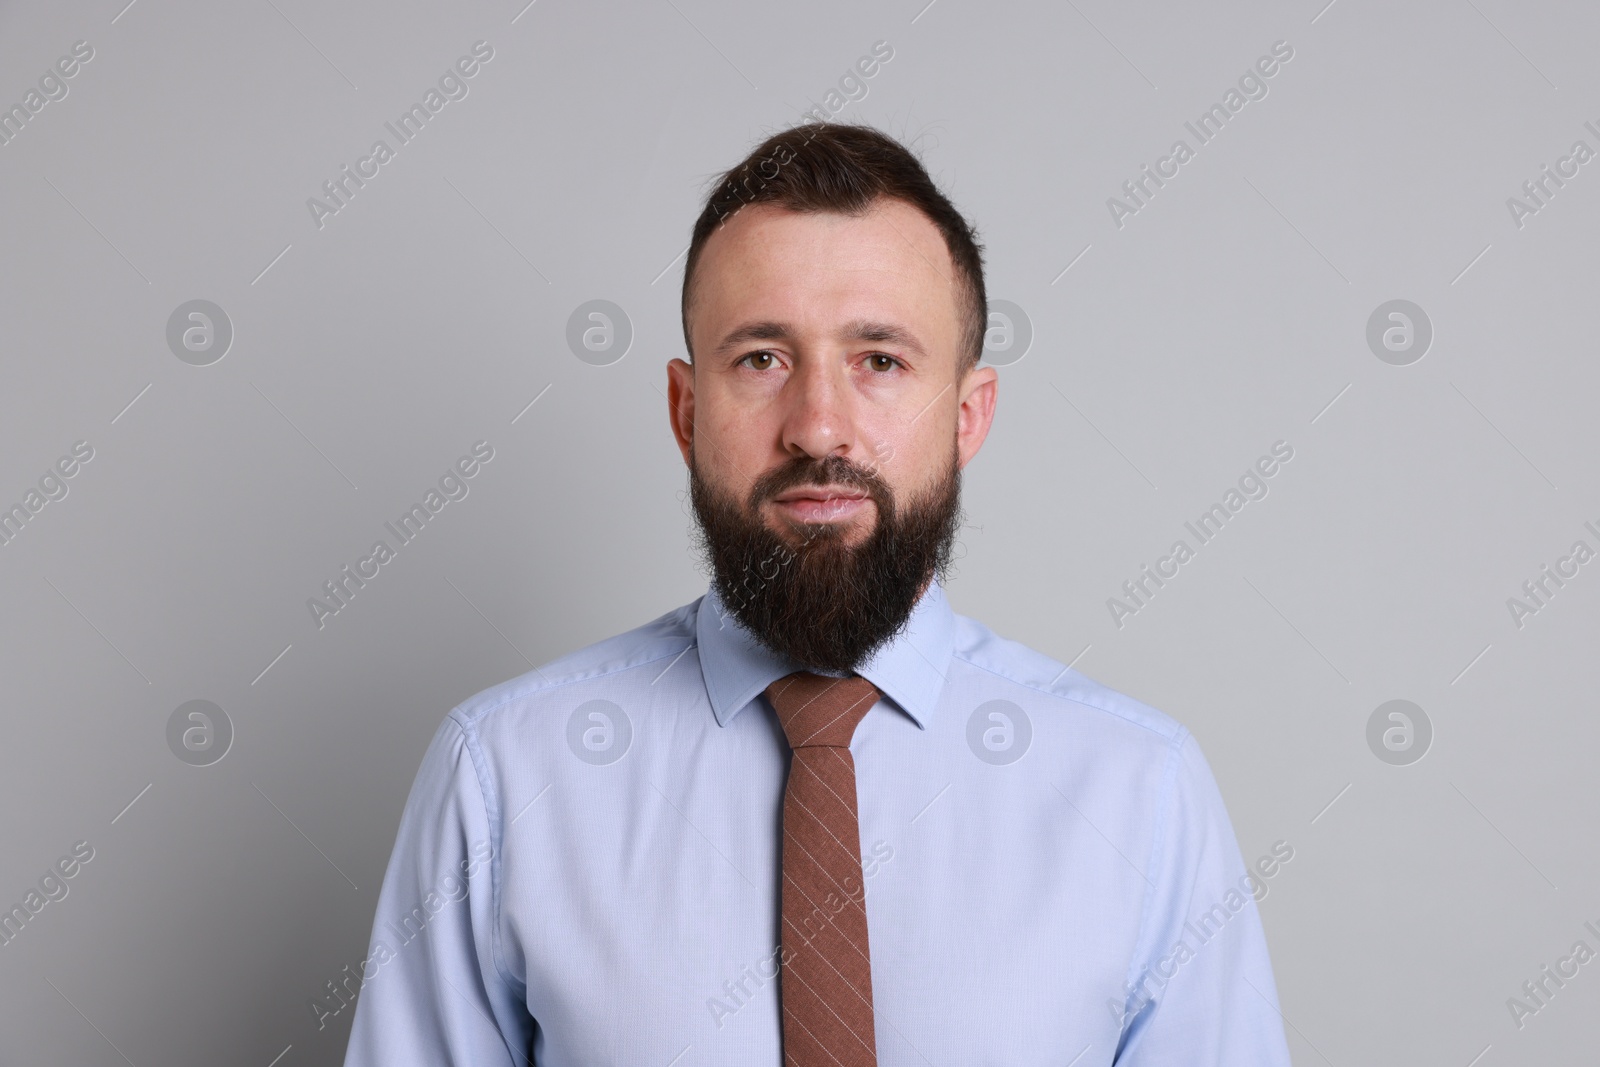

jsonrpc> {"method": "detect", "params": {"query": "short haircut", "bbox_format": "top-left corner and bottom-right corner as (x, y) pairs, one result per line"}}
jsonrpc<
(681, 121), (988, 377)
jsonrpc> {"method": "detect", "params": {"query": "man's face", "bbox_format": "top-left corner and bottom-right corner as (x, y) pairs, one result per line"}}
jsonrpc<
(667, 196), (997, 671)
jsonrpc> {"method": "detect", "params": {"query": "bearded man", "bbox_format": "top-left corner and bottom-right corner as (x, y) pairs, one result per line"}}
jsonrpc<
(343, 121), (1294, 1067)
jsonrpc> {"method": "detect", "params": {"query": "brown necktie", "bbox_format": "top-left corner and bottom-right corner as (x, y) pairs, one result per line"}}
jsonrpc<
(764, 671), (881, 1067)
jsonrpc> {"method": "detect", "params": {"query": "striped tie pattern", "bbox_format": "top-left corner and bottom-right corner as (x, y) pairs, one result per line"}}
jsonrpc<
(764, 671), (882, 1067)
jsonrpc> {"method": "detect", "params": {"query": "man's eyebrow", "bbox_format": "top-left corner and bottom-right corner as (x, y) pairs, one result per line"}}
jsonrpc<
(842, 319), (928, 358)
(713, 321), (792, 355)
(711, 319), (929, 358)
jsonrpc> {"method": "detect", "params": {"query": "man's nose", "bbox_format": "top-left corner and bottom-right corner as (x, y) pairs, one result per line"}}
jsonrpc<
(779, 360), (856, 459)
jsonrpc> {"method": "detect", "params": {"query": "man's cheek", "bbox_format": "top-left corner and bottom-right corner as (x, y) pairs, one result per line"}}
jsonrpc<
(866, 439), (896, 475)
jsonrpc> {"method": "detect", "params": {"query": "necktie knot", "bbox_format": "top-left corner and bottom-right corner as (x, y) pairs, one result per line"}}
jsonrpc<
(765, 672), (880, 750)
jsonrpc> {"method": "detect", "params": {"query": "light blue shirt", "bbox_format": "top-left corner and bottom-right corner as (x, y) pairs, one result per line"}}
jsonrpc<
(341, 579), (1293, 1065)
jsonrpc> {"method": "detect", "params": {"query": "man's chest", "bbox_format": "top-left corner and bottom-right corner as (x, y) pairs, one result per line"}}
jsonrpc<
(496, 734), (1149, 1066)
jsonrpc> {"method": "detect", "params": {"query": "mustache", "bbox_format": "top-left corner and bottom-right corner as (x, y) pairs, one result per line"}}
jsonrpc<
(748, 454), (890, 510)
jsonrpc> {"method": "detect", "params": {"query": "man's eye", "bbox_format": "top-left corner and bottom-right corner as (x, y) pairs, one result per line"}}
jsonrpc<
(741, 351), (778, 370)
(867, 353), (902, 371)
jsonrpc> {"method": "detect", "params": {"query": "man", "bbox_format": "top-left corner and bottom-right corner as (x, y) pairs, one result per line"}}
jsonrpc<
(342, 122), (1294, 1065)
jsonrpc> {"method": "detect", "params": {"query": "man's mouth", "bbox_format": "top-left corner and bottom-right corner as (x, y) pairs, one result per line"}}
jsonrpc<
(770, 485), (872, 523)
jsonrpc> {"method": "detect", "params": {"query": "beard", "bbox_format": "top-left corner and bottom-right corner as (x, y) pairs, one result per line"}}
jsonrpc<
(687, 443), (964, 674)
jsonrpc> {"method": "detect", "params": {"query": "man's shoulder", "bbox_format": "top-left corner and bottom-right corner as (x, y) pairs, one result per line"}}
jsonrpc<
(448, 594), (702, 730)
(947, 608), (1189, 749)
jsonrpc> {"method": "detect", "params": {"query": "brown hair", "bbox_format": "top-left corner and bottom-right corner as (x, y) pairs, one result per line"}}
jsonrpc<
(681, 121), (988, 377)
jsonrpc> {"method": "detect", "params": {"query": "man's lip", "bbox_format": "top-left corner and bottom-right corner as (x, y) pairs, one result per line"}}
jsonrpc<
(771, 486), (869, 503)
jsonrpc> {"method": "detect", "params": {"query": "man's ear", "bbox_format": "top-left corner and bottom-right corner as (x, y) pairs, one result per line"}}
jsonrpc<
(666, 358), (696, 467)
(955, 363), (998, 470)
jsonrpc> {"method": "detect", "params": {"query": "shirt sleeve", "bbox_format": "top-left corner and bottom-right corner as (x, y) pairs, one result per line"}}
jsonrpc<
(341, 712), (533, 1066)
(1111, 730), (1295, 1065)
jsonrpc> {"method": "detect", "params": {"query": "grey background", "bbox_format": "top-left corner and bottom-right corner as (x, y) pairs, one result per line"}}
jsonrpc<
(2, 0), (1596, 1063)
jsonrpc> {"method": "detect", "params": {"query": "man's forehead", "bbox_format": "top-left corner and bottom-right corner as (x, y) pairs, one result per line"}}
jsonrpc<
(691, 202), (957, 338)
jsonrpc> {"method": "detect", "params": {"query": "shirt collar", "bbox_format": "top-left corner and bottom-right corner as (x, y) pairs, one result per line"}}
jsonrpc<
(695, 577), (955, 730)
